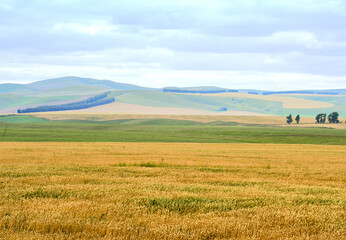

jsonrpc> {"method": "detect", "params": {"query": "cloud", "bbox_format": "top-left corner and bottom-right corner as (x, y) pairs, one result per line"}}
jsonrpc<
(0, 0), (345, 89)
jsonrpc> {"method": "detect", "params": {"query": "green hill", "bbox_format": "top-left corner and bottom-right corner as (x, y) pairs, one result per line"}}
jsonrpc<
(0, 77), (345, 116)
(0, 83), (37, 94)
(27, 76), (150, 91)
(0, 93), (82, 112)
(111, 90), (345, 116)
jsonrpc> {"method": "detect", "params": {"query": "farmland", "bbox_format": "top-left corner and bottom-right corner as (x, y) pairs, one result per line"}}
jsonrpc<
(0, 115), (345, 239)
(0, 118), (346, 144)
(1, 77), (345, 117)
(0, 142), (345, 239)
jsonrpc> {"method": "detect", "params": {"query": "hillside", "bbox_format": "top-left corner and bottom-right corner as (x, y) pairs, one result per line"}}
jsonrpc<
(0, 83), (37, 94)
(27, 76), (149, 91)
(0, 77), (345, 116)
(104, 91), (345, 117)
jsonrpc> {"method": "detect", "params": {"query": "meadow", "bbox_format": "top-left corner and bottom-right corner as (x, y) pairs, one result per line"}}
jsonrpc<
(0, 118), (346, 144)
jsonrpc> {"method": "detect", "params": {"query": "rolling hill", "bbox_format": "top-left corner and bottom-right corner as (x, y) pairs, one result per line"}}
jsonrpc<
(27, 76), (150, 91)
(0, 76), (345, 116)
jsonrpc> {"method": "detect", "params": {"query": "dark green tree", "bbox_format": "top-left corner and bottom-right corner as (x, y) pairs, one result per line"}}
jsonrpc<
(295, 114), (300, 124)
(315, 113), (321, 123)
(327, 112), (339, 123)
(321, 113), (326, 123)
(17, 92), (114, 113)
(316, 113), (327, 123)
(286, 114), (293, 124)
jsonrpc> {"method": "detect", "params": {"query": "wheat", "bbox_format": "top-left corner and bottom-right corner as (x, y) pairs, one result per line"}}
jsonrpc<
(0, 142), (345, 239)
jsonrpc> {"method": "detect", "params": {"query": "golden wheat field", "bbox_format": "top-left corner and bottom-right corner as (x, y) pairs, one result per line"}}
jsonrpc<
(0, 142), (345, 239)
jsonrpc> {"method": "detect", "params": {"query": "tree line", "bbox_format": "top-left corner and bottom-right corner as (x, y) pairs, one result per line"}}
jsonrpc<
(17, 91), (115, 113)
(315, 112), (340, 123)
(264, 91), (338, 95)
(286, 114), (300, 124)
(286, 112), (341, 124)
(163, 88), (238, 94)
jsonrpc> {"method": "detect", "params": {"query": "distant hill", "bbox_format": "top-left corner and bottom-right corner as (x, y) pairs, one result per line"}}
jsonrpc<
(26, 76), (150, 91)
(1, 77), (345, 95)
(163, 86), (229, 91)
(163, 87), (346, 95)
(163, 87), (237, 94)
(0, 76), (345, 116)
(0, 83), (37, 94)
(0, 76), (150, 95)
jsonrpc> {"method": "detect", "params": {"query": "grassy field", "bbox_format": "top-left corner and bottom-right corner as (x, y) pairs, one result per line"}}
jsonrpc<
(0, 142), (345, 239)
(0, 120), (345, 144)
(0, 115), (48, 123)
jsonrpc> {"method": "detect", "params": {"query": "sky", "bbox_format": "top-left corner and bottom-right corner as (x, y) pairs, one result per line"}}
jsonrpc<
(0, 0), (346, 90)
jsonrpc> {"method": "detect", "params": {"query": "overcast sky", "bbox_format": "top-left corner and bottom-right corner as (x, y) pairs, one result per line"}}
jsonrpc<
(1, 0), (346, 90)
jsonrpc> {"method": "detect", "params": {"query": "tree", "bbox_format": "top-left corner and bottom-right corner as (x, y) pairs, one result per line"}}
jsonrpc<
(295, 114), (300, 124)
(321, 113), (327, 123)
(286, 114), (293, 124)
(17, 92), (114, 113)
(315, 113), (327, 123)
(315, 114), (321, 123)
(327, 112), (339, 123)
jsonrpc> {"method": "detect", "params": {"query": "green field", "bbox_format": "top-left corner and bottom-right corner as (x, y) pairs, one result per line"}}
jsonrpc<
(0, 116), (345, 144)
(0, 115), (48, 123)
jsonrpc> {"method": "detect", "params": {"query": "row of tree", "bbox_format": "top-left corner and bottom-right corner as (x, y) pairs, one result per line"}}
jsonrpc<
(286, 112), (341, 124)
(286, 114), (300, 124)
(163, 88), (238, 94)
(315, 112), (339, 123)
(17, 92), (114, 113)
(265, 91), (338, 95)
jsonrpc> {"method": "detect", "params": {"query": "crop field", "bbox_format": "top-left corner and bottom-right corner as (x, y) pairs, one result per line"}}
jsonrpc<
(1, 120), (346, 144)
(107, 91), (346, 116)
(0, 117), (345, 239)
(33, 113), (286, 123)
(190, 92), (334, 109)
(32, 113), (346, 129)
(0, 142), (345, 239)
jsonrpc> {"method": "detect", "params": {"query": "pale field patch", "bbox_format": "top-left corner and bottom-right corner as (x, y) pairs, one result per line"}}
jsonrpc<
(32, 113), (346, 128)
(45, 102), (267, 116)
(0, 142), (345, 239)
(190, 92), (334, 109)
(33, 112), (283, 123)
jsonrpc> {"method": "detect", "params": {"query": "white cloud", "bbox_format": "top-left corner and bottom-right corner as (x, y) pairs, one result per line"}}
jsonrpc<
(0, 0), (345, 89)
(53, 22), (117, 35)
(270, 31), (321, 49)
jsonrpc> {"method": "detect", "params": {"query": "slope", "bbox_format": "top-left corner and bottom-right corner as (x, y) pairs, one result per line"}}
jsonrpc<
(27, 76), (149, 91)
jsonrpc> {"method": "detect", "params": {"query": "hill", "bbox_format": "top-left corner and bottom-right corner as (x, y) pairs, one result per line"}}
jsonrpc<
(0, 76), (150, 95)
(0, 76), (345, 116)
(0, 83), (37, 94)
(27, 76), (150, 91)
